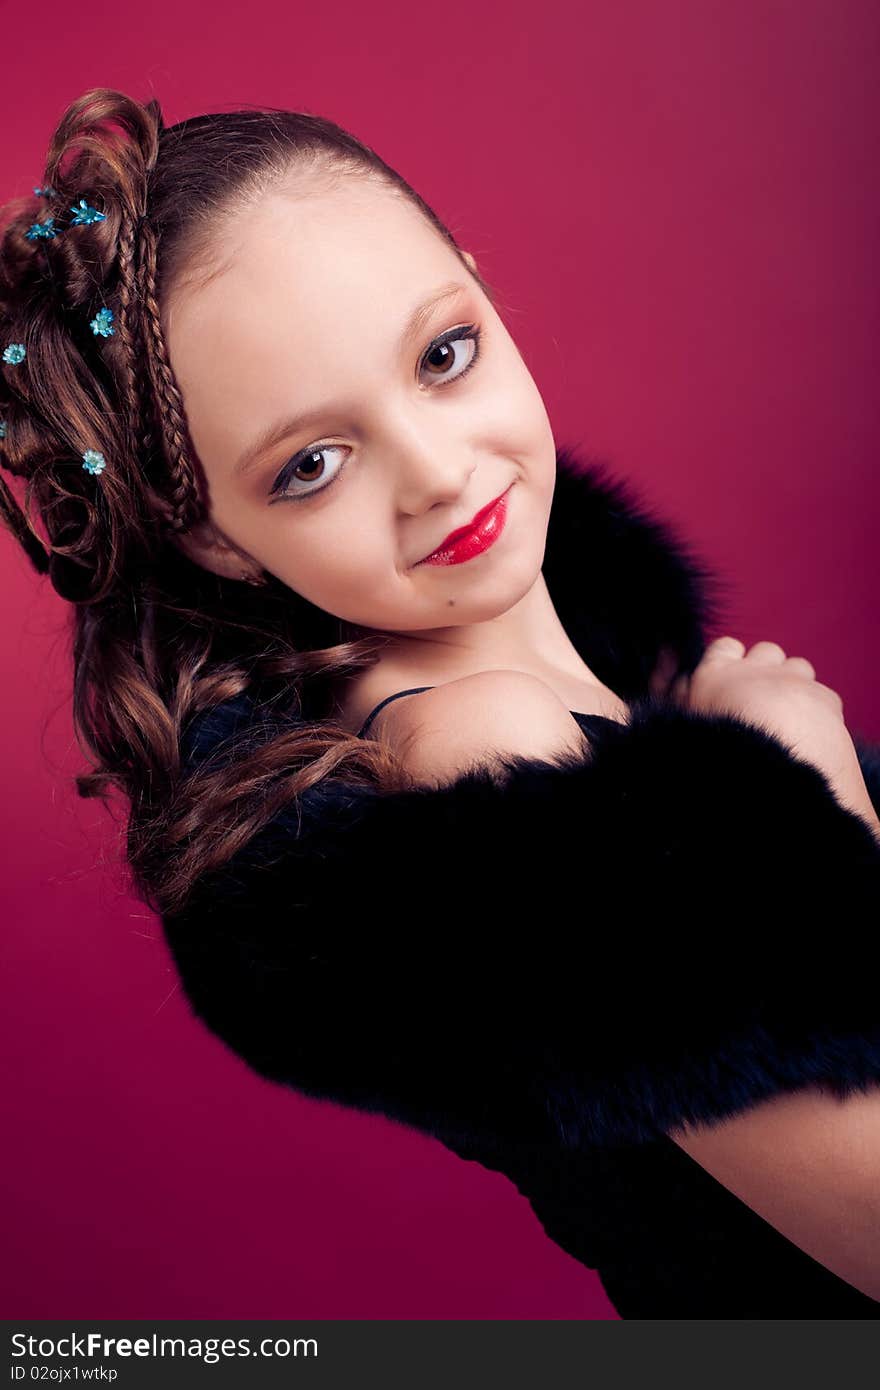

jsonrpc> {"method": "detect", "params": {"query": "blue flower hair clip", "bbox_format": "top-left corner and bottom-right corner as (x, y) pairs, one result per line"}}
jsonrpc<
(0, 412), (108, 478)
(25, 217), (59, 241)
(82, 449), (107, 476)
(89, 307), (115, 338)
(12, 189), (114, 482)
(24, 192), (104, 244)
(69, 199), (106, 226)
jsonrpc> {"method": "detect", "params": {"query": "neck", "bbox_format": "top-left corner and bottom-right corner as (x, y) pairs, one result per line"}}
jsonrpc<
(377, 571), (606, 690)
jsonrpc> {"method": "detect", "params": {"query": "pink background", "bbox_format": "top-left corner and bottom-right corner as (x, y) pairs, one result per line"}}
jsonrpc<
(2, 0), (878, 1320)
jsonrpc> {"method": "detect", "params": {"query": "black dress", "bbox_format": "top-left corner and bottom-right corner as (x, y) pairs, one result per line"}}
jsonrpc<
(356, 688), (880, 1317)
(164, 446), (880, 1318)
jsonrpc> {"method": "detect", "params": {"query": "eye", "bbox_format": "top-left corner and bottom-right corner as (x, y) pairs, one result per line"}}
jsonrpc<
(268, 444), (348, 504)
(268, 323), (483, 504)
(419, 322), (481, 384)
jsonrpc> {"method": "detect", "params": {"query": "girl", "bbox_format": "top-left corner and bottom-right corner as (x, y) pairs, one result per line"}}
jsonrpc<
(2, 87), (879, 1317)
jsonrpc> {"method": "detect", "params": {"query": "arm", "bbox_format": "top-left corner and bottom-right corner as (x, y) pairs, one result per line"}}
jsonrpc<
(668, 1083), (880, 1302)
(850, 730), (880, 839)
(834, 782), (880, 845)
(387, 669), (880, 838)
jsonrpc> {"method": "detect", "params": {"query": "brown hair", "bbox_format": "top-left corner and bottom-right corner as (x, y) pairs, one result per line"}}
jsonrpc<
(0, 87), (501, 919)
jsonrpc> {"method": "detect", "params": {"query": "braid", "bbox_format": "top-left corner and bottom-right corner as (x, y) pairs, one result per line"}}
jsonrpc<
(112, 210), (145, 464)
(114, 210), (179, 534)
(137, 222), (206, 537)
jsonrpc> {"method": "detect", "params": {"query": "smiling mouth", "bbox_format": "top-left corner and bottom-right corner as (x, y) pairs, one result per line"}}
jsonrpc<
(413, 482), (514, 567)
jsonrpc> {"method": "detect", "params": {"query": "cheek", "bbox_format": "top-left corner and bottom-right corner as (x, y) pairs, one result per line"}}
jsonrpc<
(270, 524), (392, 610)
(480, 342), (552, 440)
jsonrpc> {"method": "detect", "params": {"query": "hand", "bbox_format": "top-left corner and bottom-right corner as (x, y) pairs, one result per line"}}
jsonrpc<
(671, 637), (880, 837)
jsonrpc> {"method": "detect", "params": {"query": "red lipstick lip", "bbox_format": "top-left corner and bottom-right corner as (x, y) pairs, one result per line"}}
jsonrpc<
(415, 483), (514, 566)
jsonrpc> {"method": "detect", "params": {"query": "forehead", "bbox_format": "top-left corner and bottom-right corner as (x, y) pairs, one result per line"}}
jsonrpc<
(167, 179), (456, 351)
(163, 178), (474, 468)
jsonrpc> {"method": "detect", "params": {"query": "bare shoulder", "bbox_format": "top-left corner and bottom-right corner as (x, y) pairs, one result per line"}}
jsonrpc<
(373, 669), (592, 789)
(668, 1083), (880, 1302)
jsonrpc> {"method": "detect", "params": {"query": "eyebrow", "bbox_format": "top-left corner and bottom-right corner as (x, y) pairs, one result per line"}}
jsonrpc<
(233, 280), (471, 479)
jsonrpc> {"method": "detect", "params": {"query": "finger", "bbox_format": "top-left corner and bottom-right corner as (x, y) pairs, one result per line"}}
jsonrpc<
(745, 641), (787, 663)
(703, 636), (746, 660)
(784, 656), (817, 679)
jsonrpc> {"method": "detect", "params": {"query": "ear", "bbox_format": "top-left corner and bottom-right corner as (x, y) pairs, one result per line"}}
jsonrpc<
(170, 517), (264, 584)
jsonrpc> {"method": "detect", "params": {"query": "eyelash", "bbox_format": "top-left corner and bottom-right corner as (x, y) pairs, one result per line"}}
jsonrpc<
(268, 323), (484, 504)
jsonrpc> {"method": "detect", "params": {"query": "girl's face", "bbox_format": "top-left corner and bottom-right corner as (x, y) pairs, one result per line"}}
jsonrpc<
(166, 175), (558, 641)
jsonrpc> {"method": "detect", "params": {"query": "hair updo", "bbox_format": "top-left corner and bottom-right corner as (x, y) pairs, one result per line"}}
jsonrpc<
(0, 87), (499, 917)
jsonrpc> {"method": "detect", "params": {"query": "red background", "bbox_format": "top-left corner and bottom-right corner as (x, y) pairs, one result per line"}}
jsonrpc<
(2, 0), (878, 1320)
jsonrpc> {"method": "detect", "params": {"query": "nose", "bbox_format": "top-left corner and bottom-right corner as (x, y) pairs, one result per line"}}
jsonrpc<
(391, 434), (479, 516)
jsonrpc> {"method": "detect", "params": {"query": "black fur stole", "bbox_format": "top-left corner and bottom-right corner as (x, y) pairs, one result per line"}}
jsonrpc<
(163, 445), (880, 1156)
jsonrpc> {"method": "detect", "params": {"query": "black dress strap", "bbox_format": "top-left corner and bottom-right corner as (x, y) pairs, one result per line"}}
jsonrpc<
(357, 686), (626, 740)
(356, 687), (436, 739)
